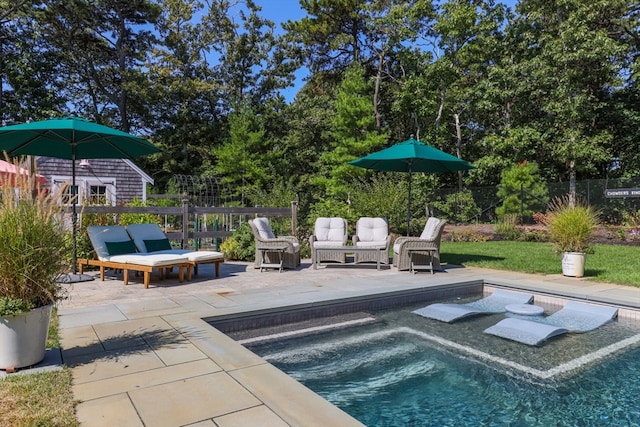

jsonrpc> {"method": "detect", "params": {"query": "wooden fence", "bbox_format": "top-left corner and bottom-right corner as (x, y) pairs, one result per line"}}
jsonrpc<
(67, 199), (298, 250)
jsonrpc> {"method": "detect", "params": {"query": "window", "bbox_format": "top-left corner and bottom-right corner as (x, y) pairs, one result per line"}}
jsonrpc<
(88, 185), (108, 205)
(61, 184), (78, 205)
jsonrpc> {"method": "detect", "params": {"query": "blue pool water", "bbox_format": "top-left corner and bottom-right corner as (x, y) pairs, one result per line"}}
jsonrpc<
(246, 298), (640, 426)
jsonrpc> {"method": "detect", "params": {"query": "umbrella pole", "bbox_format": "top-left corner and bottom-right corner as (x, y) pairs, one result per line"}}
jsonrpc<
(406, 163), (412, 236)
(72, 154), (77, 275)
(58, 146), (93, 283)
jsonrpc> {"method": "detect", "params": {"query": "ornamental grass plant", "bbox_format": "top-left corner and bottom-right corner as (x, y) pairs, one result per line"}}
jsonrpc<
(0, 159), (68, 316)
(540, 195), (600, 254)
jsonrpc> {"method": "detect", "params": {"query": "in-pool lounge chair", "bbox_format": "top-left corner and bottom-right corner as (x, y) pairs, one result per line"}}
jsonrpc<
(126, 223), (224, 277)
(80, 225), (190, 288)
(484, 300), (619, 346)
(413, 289), (534, 323)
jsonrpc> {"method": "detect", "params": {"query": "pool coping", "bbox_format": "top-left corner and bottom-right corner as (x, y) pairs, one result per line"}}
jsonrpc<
(54, 261), (640, 426)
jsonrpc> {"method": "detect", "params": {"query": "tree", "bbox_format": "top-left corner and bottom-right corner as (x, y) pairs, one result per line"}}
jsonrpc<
(43, 0), (160, 131)
(508, 0), (626, 202)
(314, 62), (388, 200)
(213, 101), (272, 205)
(496, 161), (548, 220)
(0, 1), (66, 122)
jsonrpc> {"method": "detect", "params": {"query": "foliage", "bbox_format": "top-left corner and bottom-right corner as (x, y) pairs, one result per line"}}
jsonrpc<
(542, 195), (600, 254)
(0, 164), (67, 316)
(214, 101), (272, 205)
(496, 162), (548, 220)
(432, 190), (481, 225)
(118, 198), (162, 225)
(224, 222), (255, 262)
(0, 297), (33, 316)
(219, 237), (240, 261)
(2, 0), (639, 208)
(446, 229), (492, 243)
(315, 62), (388, 200)
(495, 214), (523, 241)
(348, 175), (408, 234)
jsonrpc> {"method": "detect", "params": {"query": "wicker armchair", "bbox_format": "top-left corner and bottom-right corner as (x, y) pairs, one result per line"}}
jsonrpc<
(309, 217), (349, 264)
(249, 218), (300, 271)
(393, 217), (446, 272)
(352, 217), (390, 264)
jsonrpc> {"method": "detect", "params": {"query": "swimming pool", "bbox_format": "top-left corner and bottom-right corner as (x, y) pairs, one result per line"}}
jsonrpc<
(234, 290), (640, 426)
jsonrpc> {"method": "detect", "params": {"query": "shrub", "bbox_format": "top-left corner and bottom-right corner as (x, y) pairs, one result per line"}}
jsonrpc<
(495, 214), (523, 241)
(432, 190), (481, 224)
(0, 162), (68, 315)
(224, 222), (255, 261)
(542, 195), (600, 254)
(496, 162), (548, 221)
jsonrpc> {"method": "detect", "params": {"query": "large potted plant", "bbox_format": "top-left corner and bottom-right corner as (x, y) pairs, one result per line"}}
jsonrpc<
(0, 162), (67, 370)
(543, 195), (600, 278)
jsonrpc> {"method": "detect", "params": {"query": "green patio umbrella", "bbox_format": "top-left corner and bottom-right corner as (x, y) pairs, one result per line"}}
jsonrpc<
(0, 116), (161, 282)
(349, 138), (475, 234)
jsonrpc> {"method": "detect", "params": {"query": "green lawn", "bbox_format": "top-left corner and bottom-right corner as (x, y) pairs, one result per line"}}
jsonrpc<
(442, 241), (640, 287)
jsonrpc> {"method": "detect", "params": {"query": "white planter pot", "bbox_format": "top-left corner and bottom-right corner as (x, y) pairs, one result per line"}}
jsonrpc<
(0, 305), (52, 370)
(562, 252), (586, 278)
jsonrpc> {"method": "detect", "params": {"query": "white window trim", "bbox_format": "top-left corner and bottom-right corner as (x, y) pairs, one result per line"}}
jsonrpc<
(51, 175), (117, 206)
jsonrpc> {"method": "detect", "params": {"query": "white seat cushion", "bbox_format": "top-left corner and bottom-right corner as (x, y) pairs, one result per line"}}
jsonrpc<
(314, 240), (345, 248)
(126, 223), (224, 262)
(356, 217), (388, 242)
(253, 218), (276, 239)
(153, 249), (224, 262)
(314, 217), (345, 242)
(355, 240), (387, 248)
(106, 253), (189, 267)
(420, 217), (441, 240)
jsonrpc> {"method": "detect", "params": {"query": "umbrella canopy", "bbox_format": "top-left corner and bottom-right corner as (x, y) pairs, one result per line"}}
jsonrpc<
(349, 138), (475, 173)
(0, 116), (160, 160)
(349, 138), (475, 234)
(0, 116), (161, 281)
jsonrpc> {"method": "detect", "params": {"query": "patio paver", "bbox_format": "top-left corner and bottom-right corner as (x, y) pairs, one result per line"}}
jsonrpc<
(54, 259), (640, 426)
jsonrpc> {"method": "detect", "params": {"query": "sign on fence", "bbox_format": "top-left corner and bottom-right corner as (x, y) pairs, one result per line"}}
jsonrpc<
(604, 188), (640, 198)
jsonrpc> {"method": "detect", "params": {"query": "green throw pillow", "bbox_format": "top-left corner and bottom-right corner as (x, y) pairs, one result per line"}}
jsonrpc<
(105, 240), (137, 256)
(144, 238), (172, 252)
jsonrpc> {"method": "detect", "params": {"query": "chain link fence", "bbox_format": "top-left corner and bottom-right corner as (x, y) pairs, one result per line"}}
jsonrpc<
(434, 177), (640, 226)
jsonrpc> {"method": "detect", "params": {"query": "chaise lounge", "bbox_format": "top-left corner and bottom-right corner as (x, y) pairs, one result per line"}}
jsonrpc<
(126, 223), (224, 278)
(79, 225), (191, 288)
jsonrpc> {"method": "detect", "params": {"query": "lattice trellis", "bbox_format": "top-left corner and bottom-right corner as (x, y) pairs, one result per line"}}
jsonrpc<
(169, 174), (229, 206)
